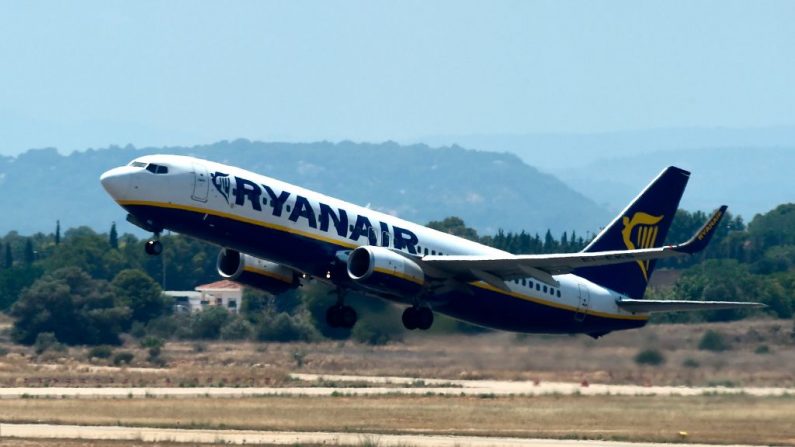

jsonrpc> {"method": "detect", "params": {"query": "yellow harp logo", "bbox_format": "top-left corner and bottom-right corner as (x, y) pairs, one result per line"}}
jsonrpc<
(621, 212), (664, 281)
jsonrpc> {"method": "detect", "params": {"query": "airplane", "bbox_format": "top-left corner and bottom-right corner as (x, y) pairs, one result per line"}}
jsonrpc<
(100, 155), (763, 337)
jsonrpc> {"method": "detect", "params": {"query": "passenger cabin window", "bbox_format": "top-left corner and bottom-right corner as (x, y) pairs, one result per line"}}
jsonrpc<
(556, 290), (561, 297)
(146, 164), (169, 174)
(543, 285), (548, 293)
(521, 279), (526, 286)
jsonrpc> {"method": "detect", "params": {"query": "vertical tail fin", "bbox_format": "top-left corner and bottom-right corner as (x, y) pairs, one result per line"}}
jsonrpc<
(574, 166), (690, 298)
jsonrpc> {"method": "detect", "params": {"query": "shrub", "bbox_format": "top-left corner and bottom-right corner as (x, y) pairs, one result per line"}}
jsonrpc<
(88, 345), (113, 359)
(220, 316), (254, 340)
(634, 348), (666, 366)
(139, 336), (165, 363)
(190, 307), (230, 339)
(351, 320), (397, 345)
(256, 312), (319, 342)
(34, 332), (65, 355)
(754, 344), (771, 354)
(682, 357), (700, 368)
(112, 351), (134, 366)
(698, 330), (730, 352)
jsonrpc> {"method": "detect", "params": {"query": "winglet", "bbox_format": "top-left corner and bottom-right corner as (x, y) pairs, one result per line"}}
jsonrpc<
(673, 206), (728, 255)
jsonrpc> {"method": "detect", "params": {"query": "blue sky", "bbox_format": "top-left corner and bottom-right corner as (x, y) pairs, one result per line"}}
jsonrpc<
(1, 1), (793, 155)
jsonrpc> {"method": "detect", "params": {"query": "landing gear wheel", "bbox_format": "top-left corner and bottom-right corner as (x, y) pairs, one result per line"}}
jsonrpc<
(402, 307), (419, 330)
(326, 304), (357, 329)
(416, 307), (434, 330)
(340, 306), (357, 329)
(402, 306), (433, 331)
(144, 239), (163, 256)
(326, 305), (341, 328)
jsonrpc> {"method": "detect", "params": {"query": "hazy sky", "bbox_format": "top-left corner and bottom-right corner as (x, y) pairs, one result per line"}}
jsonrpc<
(1, 1), (793, 155)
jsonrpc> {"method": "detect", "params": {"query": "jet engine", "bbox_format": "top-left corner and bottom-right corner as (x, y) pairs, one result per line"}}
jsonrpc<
(217, 249), (299, 295)
(346, 246), (425, 296)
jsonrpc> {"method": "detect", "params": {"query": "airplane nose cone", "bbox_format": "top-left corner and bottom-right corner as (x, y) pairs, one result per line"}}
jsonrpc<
(100, 167), (132, 200)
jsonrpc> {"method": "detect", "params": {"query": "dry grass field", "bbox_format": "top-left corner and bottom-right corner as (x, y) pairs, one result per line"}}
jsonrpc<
(0, 317), (792, 446)
(0, 394), (793, 445)
(0, 318), (792, 388)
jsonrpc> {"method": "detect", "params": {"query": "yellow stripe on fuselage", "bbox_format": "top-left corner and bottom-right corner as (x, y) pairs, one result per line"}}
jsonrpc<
(120, 199), (646, 322)
(117, 199), (358, 250)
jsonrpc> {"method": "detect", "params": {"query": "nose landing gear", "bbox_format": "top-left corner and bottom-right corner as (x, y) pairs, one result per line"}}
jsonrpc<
(402, 306), (433, 331)
(144, 234), (163, 256)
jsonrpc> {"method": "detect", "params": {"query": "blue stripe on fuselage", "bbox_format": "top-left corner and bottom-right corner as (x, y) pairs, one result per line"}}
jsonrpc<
(122, 202), (646, 334)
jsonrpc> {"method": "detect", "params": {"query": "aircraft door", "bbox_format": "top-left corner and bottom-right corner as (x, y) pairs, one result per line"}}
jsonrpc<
(575, 283), (591, 322)
(191, 162), (210, 202)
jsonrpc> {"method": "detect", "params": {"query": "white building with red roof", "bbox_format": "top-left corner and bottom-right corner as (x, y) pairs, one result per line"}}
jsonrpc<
(165, 280), (243, 314)
(195, 280), (243, 313)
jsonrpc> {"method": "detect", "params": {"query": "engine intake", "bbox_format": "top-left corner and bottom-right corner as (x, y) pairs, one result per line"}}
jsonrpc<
(217, 249), (299, 295)
(347, 246), (425, 296)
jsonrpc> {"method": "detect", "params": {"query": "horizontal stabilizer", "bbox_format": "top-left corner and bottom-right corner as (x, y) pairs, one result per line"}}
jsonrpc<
(617, 298), (766, 313)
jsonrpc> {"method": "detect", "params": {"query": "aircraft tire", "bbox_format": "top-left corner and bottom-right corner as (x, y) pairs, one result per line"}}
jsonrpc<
(402, 307), (418, 330)
(416, 307), (434, 330)
(340, 305), (357, 329)
(145, 240), (163, 256)
(325, 305), (343, 328)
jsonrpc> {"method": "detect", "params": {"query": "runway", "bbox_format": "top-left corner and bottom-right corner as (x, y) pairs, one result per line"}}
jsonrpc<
(0, 373), (790, 399)
(0, 423), (761, 447)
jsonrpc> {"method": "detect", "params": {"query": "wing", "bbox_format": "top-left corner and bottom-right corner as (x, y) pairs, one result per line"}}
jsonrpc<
(421, 206), (727, 288)
(616, 298), (765, 313)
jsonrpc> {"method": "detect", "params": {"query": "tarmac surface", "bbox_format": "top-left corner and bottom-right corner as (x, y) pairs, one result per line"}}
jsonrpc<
(0, 373), (791, 399)
(0, 423), (762, 447)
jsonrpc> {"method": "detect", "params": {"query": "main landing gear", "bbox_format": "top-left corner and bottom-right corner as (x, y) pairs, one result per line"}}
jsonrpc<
(144, 234), (163, 256)
(402, 306), (433, 331)
(326, 289), (357, 329)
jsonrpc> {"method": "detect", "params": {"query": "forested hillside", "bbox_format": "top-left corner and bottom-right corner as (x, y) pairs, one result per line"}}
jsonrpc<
(0, 140), (609, 236)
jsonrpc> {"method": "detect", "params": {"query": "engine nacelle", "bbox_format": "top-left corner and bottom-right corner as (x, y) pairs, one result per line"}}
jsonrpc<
(347, 246), (425, 296)
(217, 249), (299, 295)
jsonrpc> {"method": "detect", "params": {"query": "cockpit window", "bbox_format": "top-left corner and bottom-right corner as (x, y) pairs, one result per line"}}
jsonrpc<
(129, 161), (147, 168)
(145, 164), (169, 174)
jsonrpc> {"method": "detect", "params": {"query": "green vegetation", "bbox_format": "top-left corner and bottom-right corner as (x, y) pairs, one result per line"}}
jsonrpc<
(1, 201), (794, 348)
(634, 348), (666, 366)
(698, 330), (730, 352)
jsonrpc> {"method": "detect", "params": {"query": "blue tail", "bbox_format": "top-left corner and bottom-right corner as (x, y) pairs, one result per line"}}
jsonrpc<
(574, 166), (690, 298)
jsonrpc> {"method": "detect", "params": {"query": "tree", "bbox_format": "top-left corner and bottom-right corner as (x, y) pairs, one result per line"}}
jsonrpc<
(240, 287), (271, 321)
(24, 239), (34, 265)
(3, 243), (10, 269)
(55, 220), (61, 246)
(111, 269), (166, 323)
(10, 267), (130, 345)
(109, 222), (118, 249)
(44, 226), (130, 280)
(190, 306), (230, 339)
(426, 217), (479, 242)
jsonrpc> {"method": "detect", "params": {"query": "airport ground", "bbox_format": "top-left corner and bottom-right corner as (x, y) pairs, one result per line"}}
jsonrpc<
(0, 318), (792, 446)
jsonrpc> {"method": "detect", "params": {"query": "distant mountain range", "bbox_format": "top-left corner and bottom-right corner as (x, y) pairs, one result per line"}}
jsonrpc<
(555, 147), (795, 219)
(417, 128), (795, 219)
(0, 140), (610, 237)
(417, 126), (795, 170)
